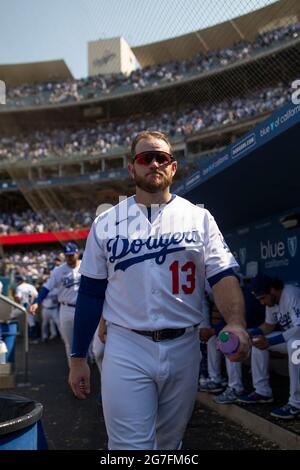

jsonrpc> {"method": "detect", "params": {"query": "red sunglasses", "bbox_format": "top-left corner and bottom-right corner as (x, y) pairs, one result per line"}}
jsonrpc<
(133, 151), (174, 166)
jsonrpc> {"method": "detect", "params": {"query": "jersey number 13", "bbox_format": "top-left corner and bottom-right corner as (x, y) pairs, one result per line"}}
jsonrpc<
(169, 261), (196, 295)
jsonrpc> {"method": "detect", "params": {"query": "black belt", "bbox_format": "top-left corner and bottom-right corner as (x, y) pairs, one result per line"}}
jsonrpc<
(131, 327), (193, 342)
(61, 302), (76, 308)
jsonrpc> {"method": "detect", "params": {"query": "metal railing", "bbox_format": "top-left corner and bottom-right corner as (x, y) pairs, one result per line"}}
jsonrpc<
(0, 294), (28, 385)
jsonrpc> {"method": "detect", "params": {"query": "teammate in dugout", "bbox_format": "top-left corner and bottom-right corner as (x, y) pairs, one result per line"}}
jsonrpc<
(237, 274), (300, 419)
(69, 130), (251, 450)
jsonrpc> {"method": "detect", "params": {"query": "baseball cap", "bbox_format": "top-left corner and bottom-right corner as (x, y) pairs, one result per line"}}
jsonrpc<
(250, 274), (272, 297)
(63, 242), (79, 255)
(15, 274), (25, 282)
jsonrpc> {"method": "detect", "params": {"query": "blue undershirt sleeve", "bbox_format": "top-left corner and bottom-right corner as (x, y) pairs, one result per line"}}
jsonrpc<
(267, 333), (285, 346)
(248, 327), (264, 336)
(207, 268), (238, 288)
(71, 275), (108, 358)
(36, 287), (50, 305)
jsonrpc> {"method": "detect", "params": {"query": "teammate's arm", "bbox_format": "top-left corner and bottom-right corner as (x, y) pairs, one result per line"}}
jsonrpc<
(69, 275), (107, 400)
(28, 286), (50, 315)
(28, 267), (60, 314)
(248, 322), (275, 339)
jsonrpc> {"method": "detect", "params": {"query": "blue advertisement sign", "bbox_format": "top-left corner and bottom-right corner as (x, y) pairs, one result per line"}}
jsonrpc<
(225, 209), (300, 286)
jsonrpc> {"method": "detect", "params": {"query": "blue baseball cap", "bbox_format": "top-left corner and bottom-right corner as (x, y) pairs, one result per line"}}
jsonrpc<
(63, 242), (79, 255)
(15, 274), (25, 282)
(250, 274), (272, 297)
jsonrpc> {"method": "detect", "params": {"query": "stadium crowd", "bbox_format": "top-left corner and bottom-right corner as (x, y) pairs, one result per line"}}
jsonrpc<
(0, 83), (290, 163)
(5, 22), (300, 108)
(1, 249), (65, 285)
(0, 208), (94, 235)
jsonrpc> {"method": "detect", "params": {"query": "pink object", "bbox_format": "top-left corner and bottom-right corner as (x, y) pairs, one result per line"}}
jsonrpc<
(217, 331), (240, 355)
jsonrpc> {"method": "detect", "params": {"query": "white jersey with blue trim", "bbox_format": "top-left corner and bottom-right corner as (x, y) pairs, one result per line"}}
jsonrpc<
(42, 287), (59, 309)
(79, 195), (238, 330)
(15, 282), (38, 307)
(265, 285), (300, 331)
(44, 262), (81, 305)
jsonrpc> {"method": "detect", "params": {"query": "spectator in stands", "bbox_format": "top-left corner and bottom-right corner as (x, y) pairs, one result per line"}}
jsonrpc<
(4, 21), (300, 109)
(0, 84), (292, 165)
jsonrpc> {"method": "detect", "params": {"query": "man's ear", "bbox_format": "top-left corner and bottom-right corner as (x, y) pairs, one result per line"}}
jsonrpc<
(171, 160), (177, 176)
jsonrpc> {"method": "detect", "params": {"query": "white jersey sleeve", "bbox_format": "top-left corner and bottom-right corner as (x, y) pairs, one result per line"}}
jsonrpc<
(31, 285), (38, 300)
(79, 221), (108, 279)
(278, 285), (300, 330)
(265, 306), (279, 325)
(44, 266), (61, 291)
(203, 210), (239, 279)
(289, 297), (300, 327)
(15, 285), (22, 300)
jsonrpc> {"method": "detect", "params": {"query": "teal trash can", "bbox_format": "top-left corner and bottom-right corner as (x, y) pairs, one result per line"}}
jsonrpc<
(0, 321), (18, 363)
(0, 394), (48, 450)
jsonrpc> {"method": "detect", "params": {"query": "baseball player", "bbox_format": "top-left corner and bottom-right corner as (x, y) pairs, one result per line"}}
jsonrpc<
(69, 130), (250, 450)
(15, 274), (39, 341)
(29, 243), (81, 365)
(200, 282), (265, 403)
(41, 287), (59, 341)
(237, 274), (300, 419)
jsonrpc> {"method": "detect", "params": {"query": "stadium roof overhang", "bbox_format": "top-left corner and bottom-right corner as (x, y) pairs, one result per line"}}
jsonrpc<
(177, 101), (300, 232)
(132, 0), (300, 67)
(0, 60), (74, 87)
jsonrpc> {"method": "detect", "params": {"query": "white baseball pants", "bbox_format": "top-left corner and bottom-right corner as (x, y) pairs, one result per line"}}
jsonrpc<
(92, 333), (105, 374)
(251, 332), (300, 408)
(102, 323), (201, 450)
(59, 304), (75, 367)
(207, 335), (243, 392)
(41, 307), (58, 340)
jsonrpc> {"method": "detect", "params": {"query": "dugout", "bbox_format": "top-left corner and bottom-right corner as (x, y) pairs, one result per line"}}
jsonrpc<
(176, 101), (300, 283)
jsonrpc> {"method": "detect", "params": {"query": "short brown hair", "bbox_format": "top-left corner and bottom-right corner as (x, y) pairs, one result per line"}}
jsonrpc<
(131, 131), (172, 158)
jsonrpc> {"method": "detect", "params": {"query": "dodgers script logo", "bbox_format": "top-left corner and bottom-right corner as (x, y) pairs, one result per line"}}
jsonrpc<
(287, 237), (297, 258)
(106, 231), (202, 272)
(63, 275), (80, 289)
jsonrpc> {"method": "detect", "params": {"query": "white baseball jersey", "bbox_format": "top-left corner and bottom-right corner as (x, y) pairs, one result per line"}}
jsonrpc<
(252, 285), (300, 407)
(42, 287), (59, 309)
(265, 285), (300, 330)
(79, 195), (238, 330)
(0, 280), (3, 295)
(15, 282), (38, 307)
(44, 262), (81, 305)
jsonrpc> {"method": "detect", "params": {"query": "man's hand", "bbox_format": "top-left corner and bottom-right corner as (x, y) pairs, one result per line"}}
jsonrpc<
(68, 358), (91, 400)
(251, 335), (269, 350)
(220, 324), (251, 362)
(200, 327), (215, 343)
(28, 303), (38, 315)
(98, 317), (107, 344)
